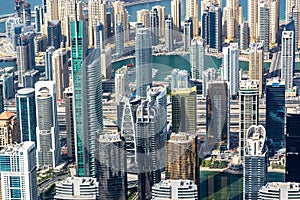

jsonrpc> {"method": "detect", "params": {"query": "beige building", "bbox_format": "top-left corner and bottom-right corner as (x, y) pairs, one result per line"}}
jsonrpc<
(88, 0), (106, 47)
(248, 0), (258, 42)
(186, 0), (198, 37)
(112, 1), (129, 42)
(0, 112), (20, 149)
(152, 6), (165, 37)
(269, 0), (279, 46)
(52, 48), (70, 99)
(249, 42), (264, 96)
(137, 9), (150, 28)
(223, 0), (242, 41)
(171, 0), (181, 33)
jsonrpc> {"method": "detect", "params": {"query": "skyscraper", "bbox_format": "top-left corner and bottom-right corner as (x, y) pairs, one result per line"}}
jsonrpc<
(115, 66), (130, 101)
(258, 1), (270, 52)
(95, 133), (127, 200)
(171, 0), (181, 32)
(171, 69), (190, 90)
(259, 182), (300, 199)
(16, 88), (36, 142)
(137, 9), (150, 28)
(286, 110), (300, 182)
(152, 6), (165, 37)
(186, 0), (198, 37)
(52, 48), (70, 99)
(269, 0), (279, 46)
(244, 125), (268, 200)
(281, 31), (295, 89)
(265, 78), (285, 147)
(46, 0), (59, 21)
(249, 42), (264, 96)
(136, 99), (162, 200)
(239, 80), (259, 161)
(35, 5), (44, 33)
(171, 87), (197, 135)
(135, 28), (152, 98)
(14, 0), (31, 26)
(165, 132), (199, 198)
(112, 1), (129, 42)
(0, 83), (4, 113)
(45, 46), (56, 81)
(0, 142), (37, 200)
(202, 68), (218, 97)
(222, 43), (239, 97)
(0, 112), (20, 149)
(202, 4), (222, 52)
(47, 20), (62, 49)
(64, 87), (75, 160)
(248, 0), (258, 41)
(94, 23), (105, 50)
(88, 0), (106, 47)
(150, 7), (159, 46)
(164, 15), (174, 52)
(183, 17), (193, 51)
(72, 47), (103, 177)
(190, 38), (205, 80)
(115, 22), (125, 57)
(223, 0), (241, 40)
(206, 81), (230, 149)
(239, 22), (250, 50)
(35, 81), (60, 169)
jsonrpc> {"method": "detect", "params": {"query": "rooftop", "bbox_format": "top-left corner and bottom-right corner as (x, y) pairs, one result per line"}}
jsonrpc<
(0, 111), (15, 120)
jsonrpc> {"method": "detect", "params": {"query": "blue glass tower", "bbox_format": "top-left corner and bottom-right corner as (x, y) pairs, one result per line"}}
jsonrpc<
(16, 88), (36, 142)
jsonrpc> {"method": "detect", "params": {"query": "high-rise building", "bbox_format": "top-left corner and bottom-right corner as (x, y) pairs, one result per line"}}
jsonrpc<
(165, 15), (174, 52)
(190, 38), (205, 80)
(94, 23), (105, 50)
(52, 48), (70, 99)
(95, 133), (127, 200)
(16, 33), (35, 88)
(6, 17), (20, 43)
(281, 31), (295, 89)
(249, 42), (264, 96)
(259, 182), (300, 199)
(244, 125), (268, 200)
(150, 7), (159, 46)
(112, 1), (129, 42)
(0, 83), (4, 113)
(152, 180), (198, 200)
(239, 80), (259, 161)
(72, 48), (103, 177)
(202, 68), (218, 97)
(16, 88), (36, 142)
(248, 0), (258, 41)
(269, 0), (279, 46)
(0, 112), (20, 149)
(115, 66), (130, 101)
(202, 4), (222, 52)
(45, 46), (56, 81)
(206, 81), (229, 149)
(171, 87), (197, 135)
(34, 5), (44, 33)
(35, 81), (60, 169)
(115, 22), (125, 57)
(47, 20), (62, 49)
(88, 0), (106, 47)
(34, 34), (47, 53)
(152, 6), (165, 37)
(135, 28), (152, 98)
(171, 0), (181, 32)
(0, 142), (37, 200)
(222, 43), (239, 97)
(286, 110), (300, 182)
(265, 78), (285, 146)
(286, 0), (300, 48)
(165, 132), (199, 198)
(137, 9), (150, 28)
(1, 68), (15, 100)
(258, 1), (270, 52)
(55, 177), (99, 199)
(223, 0), (241, 40)
(186, 0), (198, 37)
(64, 87), (75, 160)
(136, 99), (162, 200)
(46, 0), (59, 21)
(238, 22), (250, 50)
(183, 17), (193, 51)
(101, 48), (112, 79)
(171, 69), (190, 90)
(14, 0), (31, 26)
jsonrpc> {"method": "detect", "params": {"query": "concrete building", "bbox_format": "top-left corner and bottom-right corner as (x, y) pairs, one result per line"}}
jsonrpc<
(137, 9), (150, 28)
(165, 15), (174, 52)
(35, 81), (60, 169)
(281, 31), (295, 89)
(269, 0), (279, 46)
(248, 0), (258, 41)
(239, 22), (250, 50)
(150, 7), (159, 45)
(190, 38), (205, 80)
(152, 180), (198, 200)
(185, 0), (198, 37)
(0, 142), (37, 200)
(47, 20), (62, 49)
(202, 68), (218, 97)
(244, 125), (268, 200)
(112, 1), (129, 42)
(258, 1), (270, 52)
(0, 112), (20, 149)
(183, 17), (193, 51)
(171, 0), (181, 32)
(115, 66), (130, 101)
(222, 43), (239, 97)
(259, 182), (300, 200)
(171, 69), (190, 90)
(101, 48), (112, 79)
(45, 46), (56, 81)
(64, 87), (75, 160)
(249, 42), (264, 96)
(55, 177), (99, 200)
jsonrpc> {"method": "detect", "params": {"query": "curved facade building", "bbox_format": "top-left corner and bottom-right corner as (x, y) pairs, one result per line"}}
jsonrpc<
(259, 182), (300, 200)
